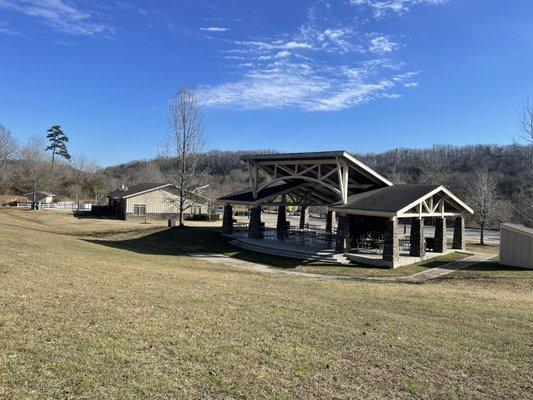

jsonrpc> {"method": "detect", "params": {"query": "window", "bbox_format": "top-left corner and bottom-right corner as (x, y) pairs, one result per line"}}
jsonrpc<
(133, 204), (146, 216)
(192, 205), (202, 215)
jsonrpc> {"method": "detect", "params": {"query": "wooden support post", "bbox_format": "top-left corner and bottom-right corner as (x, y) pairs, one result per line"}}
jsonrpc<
(452, 215), (465, 250)
(299, 205), (308, 229)
(277, 205), (287, 239)
(434, 217), (446, 253)
(325, 210), (336, 233)
(248, 206), (263, 239)
(248, 163), (258, 199)
(335, 214), (350, 253)
(383, 217), (399, 267)
(221, 204), (233, 236)
(409, 217), (425, 257)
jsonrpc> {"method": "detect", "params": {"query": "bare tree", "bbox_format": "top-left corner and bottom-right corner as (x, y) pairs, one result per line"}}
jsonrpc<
(513, 168), (533, 228)
(67, 155), (98, 209)
(0, 123), (19, 170)
(14, 138), (51, 207)
(519, 98), (533, 144)
(161, 87), (209, 226)
(466, 169), (501, 245)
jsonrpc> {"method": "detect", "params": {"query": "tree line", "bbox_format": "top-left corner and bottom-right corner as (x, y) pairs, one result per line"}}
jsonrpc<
(1, 94), (532, 237)
(0, 124), (107, 207)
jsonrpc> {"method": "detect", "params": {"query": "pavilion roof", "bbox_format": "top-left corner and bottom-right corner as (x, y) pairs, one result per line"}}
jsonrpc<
(332, 184), (473, 218)
(219, 150), (393, 206)
(218, 182), (301, 204)
(241, 150), (393, 190)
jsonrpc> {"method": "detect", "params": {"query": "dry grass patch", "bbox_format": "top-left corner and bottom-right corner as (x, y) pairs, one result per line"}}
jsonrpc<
(289, 252), (470, 278)
(0, 209), (531, 399)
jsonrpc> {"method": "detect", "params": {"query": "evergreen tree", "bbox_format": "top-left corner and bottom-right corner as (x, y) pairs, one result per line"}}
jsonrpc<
(46, 125), (71, 172)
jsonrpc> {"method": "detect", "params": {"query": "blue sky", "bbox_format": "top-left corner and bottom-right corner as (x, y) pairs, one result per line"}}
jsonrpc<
(1, 0), (532, 166)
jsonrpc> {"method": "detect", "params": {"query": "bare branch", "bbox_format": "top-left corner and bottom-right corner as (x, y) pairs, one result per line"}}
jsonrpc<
(160, 87), (209, 226)
(0, 123), (20, 170)
(14, 137), (52, 205)
(518, 98), (533, 144)
(466, 169), (502, 244)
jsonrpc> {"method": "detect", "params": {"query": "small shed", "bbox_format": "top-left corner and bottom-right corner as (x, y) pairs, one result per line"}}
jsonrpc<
(25, 191), (55, 204)
(500, 224), (533, 269)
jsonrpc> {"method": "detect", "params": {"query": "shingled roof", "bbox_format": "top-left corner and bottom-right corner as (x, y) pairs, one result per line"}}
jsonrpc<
(332, 184), (473, 217)
(108, 183), (171, 199)
(333, 184), (440, 213)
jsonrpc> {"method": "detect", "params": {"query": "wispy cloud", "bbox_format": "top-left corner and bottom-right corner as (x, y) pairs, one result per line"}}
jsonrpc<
(368, 35), (398, 54)
(197, 1), (427, 112)
(0, 0), (112, 35)
(199, 58), (415, 111)
(0, 21), (20, 35)
(200, 26), (230, 32)
(350, 0), (446, 18)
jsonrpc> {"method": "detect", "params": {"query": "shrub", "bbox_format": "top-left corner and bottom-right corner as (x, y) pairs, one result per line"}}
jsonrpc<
(90, 205), (114, 217)
(185, 213), (220, 221)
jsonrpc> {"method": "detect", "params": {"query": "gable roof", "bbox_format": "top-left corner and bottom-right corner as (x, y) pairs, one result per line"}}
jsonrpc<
(241, 150), (393, 189)
(333, 184), (440, 213)
(108, 183), (213, 202)
(24, 191), (56, 197)
(332, 184), (473, 217)
(108, 183), (172, 199)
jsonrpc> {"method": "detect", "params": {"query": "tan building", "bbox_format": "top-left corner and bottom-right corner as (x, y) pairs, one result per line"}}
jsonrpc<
(108, 183), (210, 221)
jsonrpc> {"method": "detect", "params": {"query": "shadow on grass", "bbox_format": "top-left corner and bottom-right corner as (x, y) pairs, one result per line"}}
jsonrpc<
(436, 261), (531, 286)
(85, 227), (478, 274)
(73, 211), (117, 220)
(85, 227), (306, 269)
(460, 261), (527, 272)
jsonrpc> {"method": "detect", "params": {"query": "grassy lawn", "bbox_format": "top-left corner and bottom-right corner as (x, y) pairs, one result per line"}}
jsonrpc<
(465, 242), (500, 254)
(0, 208), (531, 399)
(285, 252), (470, 278)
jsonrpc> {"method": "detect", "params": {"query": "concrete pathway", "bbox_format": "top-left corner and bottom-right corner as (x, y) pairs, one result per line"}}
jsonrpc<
(187, 252), (495, 284)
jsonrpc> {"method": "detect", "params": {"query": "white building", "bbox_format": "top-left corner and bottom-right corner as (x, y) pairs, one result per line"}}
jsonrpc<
(25, 191), (55, 204)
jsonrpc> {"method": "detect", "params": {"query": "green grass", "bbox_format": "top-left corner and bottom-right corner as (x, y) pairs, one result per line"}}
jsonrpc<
(0, 208), (531, 399)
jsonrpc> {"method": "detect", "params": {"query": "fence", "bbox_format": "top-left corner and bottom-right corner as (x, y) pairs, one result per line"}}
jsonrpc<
(233, 222), (336, 250)
(15, 202), (92, 211)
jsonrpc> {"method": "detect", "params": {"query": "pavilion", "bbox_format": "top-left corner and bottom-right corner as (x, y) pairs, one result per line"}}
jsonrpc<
(218, 151), (473, 268)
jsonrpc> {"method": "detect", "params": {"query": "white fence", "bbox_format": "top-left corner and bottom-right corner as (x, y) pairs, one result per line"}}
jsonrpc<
(16, 202), (92, 211)
(500, 224), (533, 269)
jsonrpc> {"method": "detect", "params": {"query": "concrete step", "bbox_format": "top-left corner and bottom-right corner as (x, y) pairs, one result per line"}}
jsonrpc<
(236, 238), (336, 257)
(232, 239), (335, 258)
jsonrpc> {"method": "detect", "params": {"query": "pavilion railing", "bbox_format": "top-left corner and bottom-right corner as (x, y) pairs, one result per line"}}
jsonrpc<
(350, 234), (411, 255)
(233, 222), (336, 250)
(264, 226), (336, 250)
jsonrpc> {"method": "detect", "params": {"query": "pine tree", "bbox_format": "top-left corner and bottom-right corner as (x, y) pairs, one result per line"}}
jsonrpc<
(46, 125), (71, 172)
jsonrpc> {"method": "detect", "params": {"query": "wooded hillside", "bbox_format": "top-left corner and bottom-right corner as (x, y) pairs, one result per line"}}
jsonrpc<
(2, 144), (531, 227)
(100, 144), (532, 226)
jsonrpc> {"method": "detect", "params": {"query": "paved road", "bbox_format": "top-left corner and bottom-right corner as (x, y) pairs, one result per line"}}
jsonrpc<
(258, 212), (500, 245)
